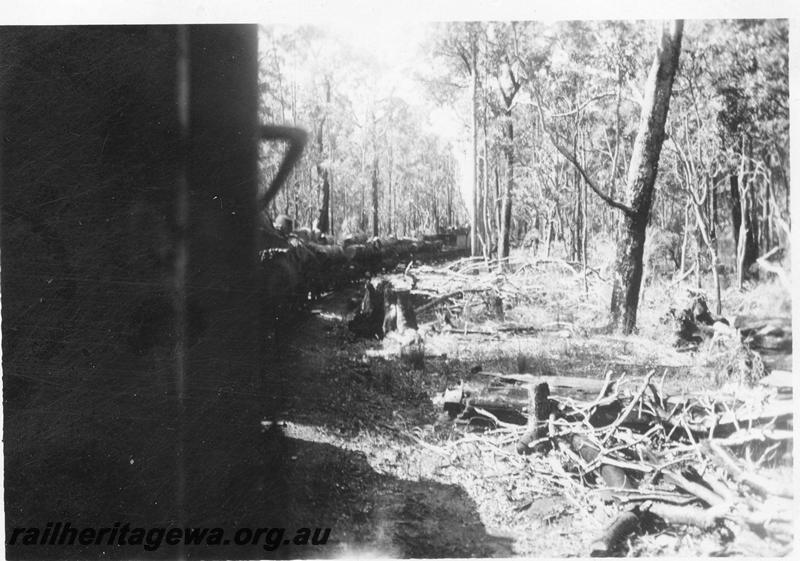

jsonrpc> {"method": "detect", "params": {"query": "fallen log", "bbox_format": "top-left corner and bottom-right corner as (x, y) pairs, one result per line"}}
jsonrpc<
(446, 372), (677, 435)
(476, 372), (613, 396)
(590, 499), (729, 556)
(614, 489), (697, 506)
(642, 501), (723, 531)
(460, 384), (531, 425)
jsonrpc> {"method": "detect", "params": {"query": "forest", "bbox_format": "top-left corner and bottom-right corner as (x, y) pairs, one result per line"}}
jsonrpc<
(246, 21), (793, 555)
(258, 19), (789, 333)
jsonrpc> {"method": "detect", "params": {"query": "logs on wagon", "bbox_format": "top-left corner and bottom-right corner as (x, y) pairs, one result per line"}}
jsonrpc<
(259, 215), (457, 337)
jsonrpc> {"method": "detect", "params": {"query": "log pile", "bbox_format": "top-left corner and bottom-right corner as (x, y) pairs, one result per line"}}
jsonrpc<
(259, 218), (461, 338)
(439, 370), (793, 555)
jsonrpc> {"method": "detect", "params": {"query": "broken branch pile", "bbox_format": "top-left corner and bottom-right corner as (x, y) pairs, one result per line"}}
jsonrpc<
(407, 255), (607, 334)
(439, 370), (793, 555)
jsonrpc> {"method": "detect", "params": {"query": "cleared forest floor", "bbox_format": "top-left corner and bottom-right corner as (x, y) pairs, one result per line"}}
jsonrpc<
(261, 254), (793, 557)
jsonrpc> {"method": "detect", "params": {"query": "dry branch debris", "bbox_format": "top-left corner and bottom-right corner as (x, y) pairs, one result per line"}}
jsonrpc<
(436, 367), (793, 555)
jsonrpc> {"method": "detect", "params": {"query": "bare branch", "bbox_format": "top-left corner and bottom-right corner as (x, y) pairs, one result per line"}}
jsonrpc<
(534, 92), (634, 216)
(550, 92), (617, 117)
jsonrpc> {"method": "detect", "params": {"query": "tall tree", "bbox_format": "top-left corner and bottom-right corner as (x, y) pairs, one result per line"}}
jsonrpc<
(371, 111), (380, 237)
(494, 28), (524, 262)
(315, 76), (332, 233)
(538, 21), (684, 333)
(608, 21), (684, 332)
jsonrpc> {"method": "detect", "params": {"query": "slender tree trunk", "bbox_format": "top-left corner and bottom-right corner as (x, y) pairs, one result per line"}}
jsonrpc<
(371, 154), (379, 238)
(736, 181), (748, 289)
(482, 102), (492, 258)
(469, 38), (479, 256)
(386, 145), (393, 234)
(730, 173), (742, 251)
(763, 171), (771, 252)
(679, 200), (690, 275)
(315, 78), (331, 233)
(317, 172), (330, 232)
(582, 177), (589, 295)
(494, 164), (501, 239)
(328, 171), (334, 240)
(573, 131), (583, 262)
(732, 137), (759, 286)
(689, 181), (723, 314)
(447, 156), (454, 228)
(694, 229), (701, 288)
(708, 173), (716, 241)
(498, 114), (514, 262)
(609, 20), (683, 333)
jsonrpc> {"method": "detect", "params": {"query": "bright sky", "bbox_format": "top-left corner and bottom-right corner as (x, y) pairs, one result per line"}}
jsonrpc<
(322, 19), (470, 199)
(324, 20), (465, 144)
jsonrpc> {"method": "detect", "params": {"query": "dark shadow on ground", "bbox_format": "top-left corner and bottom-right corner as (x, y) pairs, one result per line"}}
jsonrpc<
(270, 437), (514, 559)
(5, 389), (512, 560)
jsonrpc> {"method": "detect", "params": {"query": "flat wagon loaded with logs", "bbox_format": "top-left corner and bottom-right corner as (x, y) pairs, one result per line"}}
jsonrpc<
(258, 211), (462, 345)
(438, 367), (793, 555)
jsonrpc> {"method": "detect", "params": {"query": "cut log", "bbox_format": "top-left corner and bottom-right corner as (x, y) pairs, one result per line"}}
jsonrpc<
(642, 501), (722, 531)
(461, 384), (531, 425)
